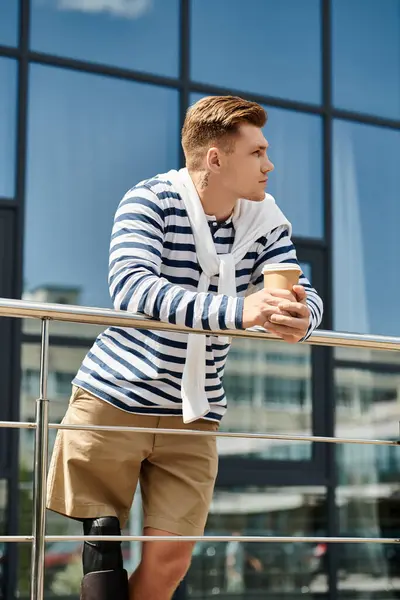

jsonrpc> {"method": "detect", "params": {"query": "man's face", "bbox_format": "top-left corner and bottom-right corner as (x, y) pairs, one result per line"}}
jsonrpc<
(218, 123), (274, 201)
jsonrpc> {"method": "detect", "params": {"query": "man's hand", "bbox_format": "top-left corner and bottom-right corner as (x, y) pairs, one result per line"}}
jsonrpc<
(266, 285), (310, 343)
(242, 288), (297, 330)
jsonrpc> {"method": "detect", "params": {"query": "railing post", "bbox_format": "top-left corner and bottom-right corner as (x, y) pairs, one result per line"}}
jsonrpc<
(30, 319), (50, 600)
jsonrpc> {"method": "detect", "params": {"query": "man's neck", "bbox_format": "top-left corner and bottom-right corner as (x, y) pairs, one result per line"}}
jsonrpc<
(189, 169), (237, 222)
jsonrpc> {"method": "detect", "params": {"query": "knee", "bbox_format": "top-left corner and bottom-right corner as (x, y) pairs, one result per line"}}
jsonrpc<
(157, 551), (192, 588)
(82, 516), (123, 575)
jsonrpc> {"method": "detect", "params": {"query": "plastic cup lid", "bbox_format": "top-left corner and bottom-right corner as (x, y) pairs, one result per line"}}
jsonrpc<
(262, 263), (302, 274)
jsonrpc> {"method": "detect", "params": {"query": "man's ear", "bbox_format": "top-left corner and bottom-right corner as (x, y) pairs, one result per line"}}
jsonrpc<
(206, 147), (221, 174)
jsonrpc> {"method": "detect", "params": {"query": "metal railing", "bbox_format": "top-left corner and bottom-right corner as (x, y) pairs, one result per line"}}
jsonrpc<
(1, 297), (400, 600)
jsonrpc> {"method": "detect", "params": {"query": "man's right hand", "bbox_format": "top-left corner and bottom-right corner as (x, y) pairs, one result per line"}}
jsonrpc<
(242, 288), (297, 330)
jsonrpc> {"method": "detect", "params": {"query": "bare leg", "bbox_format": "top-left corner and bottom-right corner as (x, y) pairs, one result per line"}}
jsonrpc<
(129, 527), (194, 600)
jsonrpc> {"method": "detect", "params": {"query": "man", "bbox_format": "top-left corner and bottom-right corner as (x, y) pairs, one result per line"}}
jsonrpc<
(225, 531), (263, 593)
(47, 95), (323, 600)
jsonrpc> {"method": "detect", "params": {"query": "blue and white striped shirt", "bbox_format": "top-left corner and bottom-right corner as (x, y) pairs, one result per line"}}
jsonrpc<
(73, 175), (323, 421)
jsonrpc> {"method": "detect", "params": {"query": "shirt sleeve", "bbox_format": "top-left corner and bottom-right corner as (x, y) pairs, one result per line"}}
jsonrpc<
(250, 225), (324, 340)
(108, 185), (244, 331)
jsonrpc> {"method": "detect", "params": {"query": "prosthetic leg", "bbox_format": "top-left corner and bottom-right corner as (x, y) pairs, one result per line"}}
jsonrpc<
(80, 517), (129, 600)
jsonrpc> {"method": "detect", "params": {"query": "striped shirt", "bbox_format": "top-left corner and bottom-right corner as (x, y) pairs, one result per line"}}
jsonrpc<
(73, 175), (323, 422)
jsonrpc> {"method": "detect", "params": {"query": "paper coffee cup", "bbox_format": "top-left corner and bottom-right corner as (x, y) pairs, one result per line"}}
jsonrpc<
(262, 263), (301, 290)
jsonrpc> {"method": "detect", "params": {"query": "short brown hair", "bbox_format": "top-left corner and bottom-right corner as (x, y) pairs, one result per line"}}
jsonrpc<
(181, 95), (267, 170)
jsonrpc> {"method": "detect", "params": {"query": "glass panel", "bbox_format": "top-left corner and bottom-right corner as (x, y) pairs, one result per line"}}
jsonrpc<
(30, 0), (180, 78)
(190, 0), (322, 104)
(332, 0), (400, 120)
(24, 65), (179, 322)
(0, 481), (6, 530)
(221, 259), (314, 461)
(0, 57), (17, 198)
(190, 93), (324, 239)
(0, 0), (19, 47)
(19, 340), (142, 595)
(18, 469), (34, 597)
(335, 347), (400, 366)
(335, 366), (400, 597)
(262, 107), (323, 239)
(0, 480), (6, 591)
(333, 120), (400, 337)
(222, 338), (312, 460)
(187, 486), (328, 596)
(19, 340), (85, 595)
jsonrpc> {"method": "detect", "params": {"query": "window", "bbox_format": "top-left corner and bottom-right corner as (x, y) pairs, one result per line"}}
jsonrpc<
(332, 0), (400, 120)
(0, 0), (19, 47)
(30, 0), (180, 77)
(21, 368), (40, 396)
(190, 0), (322, 104)
(260, 107), (323, 238)
(333, 120), (400, 336)
(264, 376), (309, 408)
(54, 372), (76, 397)
(24, 65), (179, 310)
(335, 347), (400, 366)
(224, 372), (256, 406)
(187, 486), (328, 596)
(19, 339), (142, 596)
(0, 480), (6, 530)
(222, 339), (312, 461)
(0, 480), (7, 590)
(0, 57), (17, 198)
(335, 366), (400, 596)
(219, 254), (323, 467)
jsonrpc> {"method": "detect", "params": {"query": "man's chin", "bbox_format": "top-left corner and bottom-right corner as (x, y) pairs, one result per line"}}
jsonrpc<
(247, 192), (265, 202)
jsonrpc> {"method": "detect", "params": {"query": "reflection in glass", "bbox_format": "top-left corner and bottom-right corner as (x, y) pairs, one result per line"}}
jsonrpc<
(335, 367), (400, 597)
(190, 93), (323, 238)
(19, 340), (141, 595)
(25, 65), (179, 309)
(186, 486), (328, 596)
(335, 347), (400, 367)
(0, 480), (6, 592)
(221, 339), (312, 460)
(30, 0), (180, 77)
(333, 120), (400, 336)
(264, 106), (323, 239)
(0, 0), (19, 47)
(190, 0), (322, 104)
(19, 340), (86, 596)
(0, 57), (17, 198)
(0, 481), (5, 531)
(332, 0), (400, 120)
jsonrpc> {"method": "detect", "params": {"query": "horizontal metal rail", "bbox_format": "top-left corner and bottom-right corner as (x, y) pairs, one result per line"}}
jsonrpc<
(1, 297), (400, 351)
(0, 535), (399, 544)
(1, 297), (399, 600)
(0, 420), (399, 446)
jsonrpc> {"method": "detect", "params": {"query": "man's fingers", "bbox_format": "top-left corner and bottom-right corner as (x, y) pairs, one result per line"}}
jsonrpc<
(277, 301), (310, 318)
(265, 325), (298, 343)
(267, 289), (297, 302)
(293, 285), (307, 301)
(261, 307), (292, 320)
(267, 321), (303, 335)
(269, 313), (308, 331)
(263, 296), (286, 307)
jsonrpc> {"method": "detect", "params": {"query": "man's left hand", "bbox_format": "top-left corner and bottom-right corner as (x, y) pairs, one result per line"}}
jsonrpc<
(266, 285), (310, 343)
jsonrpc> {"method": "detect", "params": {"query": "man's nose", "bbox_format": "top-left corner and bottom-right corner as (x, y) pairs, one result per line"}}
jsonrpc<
(262, 158), (274, 173)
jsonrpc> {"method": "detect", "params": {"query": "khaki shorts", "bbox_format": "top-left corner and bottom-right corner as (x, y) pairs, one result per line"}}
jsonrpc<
(47, 386), (219, 535)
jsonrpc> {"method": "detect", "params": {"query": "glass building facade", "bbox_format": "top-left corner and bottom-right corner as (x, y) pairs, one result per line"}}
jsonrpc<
(0, 1), (399, 598)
